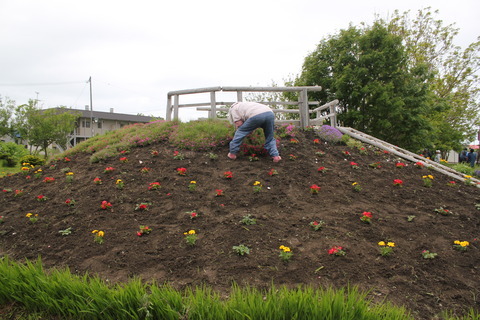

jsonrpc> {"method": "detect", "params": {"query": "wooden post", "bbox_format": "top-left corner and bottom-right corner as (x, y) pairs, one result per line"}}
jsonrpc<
(236, 91), (243, 102)
(173, 95), (179, 120)
(210, 91), (217, 119)
(166, 95), (172, 121)
(299, 89), (309, 129)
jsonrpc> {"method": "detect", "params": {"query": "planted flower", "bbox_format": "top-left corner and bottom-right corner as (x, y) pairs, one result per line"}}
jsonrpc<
(395, 162), (406, 168)
(309, 220), (325, 231)
(65, 198), (76, 207)
(43, 177), (55, 183)
(188, 181), (197, 191)
(233, 244), (250, 256)
(36, 195), (47, 202)
(215, 189), (224, 197)
(352, 182), (361, 192)
(184, 230), (198, 246)
(279, 245), (293, 261)
(116, 179), (124, 189)
(249, 154), (259, 162)
(150, 150), (159, 157)
(358, 147), (367, 155)
(350, 162), (359, 169)
(63, 157), (71, 162)
(288, 154), (297, 161)
(328, 246), (346, 256)
(378, 241), (395, 256)
(65, 172), (74, 182)
(14, 189), (24, 197)
(313, 138), (320, 144)
(176, 167), (187, 176)
(187, 210), (198, 219)
(369, 162), (382, 169)
(360, 211), (372, 224)
(135, 203), (150, 211)
(464, 175), (473, 185)
(92, 230), (105, 244)
(393, 179), (403, 187)
(414, 161), (425, 169)
(453, 240), (469, 252)
(137, 225), (152, 236)
(0, 215), (4, 224)
(421, 250), (437, 259)
(34, 169), (43, 178)
(310, 184), (321, 194)
(148, 182), (161, 190)
(422, 175), (434, 187)
(268, 168), (278, 176)
(26, 212), (39, 223)
(224, 171), (233, 179)
(104, 167), (115, 173)
(100, 201), (112, 210)
(253, 181), (262, 193)
(173, 150), (185, 160)
(317, 166), (327, 173)
(140, 167), (151, 173)
(290, 138), (299, 144)
(240, 214), (256, 225)
(434, 207), (451, 216)
(119, 157), (128, 163)
(342, 151), (351, 156)
(315, 151), (326, 157)
(93, 177), (102, 185)
(447, 181), (457, 187)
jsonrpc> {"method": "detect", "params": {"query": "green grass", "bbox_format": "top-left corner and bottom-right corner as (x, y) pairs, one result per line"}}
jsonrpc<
(0, 256), (418, 320)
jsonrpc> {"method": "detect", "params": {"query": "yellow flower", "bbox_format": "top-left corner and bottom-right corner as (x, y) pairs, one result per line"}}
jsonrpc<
(282, 247), (291, 252)
(464, 175), (472, 178)
(190, 181), (196, 184)
(454, 240), (461, 245)
(387, 242), (395, 247)
(428, 175), (434, 180)
(253, 181), (261, 186)
(97, 231), (105, 237)
(26, 213), (32, 218)
(378, 241), (386, 246)
(460, 241), (469, 247)
(188, 230), (196, 235)
(352, 182), (358, 186)
(92, 230), (98, 234)
(116, 179), (123, 184)
(279, 245), (285, 250)
(66, 172), (74, 176)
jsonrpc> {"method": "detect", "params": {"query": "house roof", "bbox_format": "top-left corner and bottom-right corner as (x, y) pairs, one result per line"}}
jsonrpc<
(49, 108), (155, 123)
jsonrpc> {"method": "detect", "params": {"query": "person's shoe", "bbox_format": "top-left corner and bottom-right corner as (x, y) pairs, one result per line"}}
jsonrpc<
(227, 153), (237, 160)
(272, 156), (282, 163)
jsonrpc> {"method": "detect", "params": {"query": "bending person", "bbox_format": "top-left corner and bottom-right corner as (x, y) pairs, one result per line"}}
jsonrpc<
(227, 102), (281, 162)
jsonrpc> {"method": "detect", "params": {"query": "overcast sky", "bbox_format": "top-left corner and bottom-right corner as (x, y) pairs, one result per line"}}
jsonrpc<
(1, 0), (479, 121)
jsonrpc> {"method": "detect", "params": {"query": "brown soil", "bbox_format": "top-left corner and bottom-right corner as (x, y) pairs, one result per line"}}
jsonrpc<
(0, 130), (479, 319)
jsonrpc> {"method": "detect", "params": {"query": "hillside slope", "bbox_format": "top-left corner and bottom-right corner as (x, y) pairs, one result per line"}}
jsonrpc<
(1, 128), (479, 319)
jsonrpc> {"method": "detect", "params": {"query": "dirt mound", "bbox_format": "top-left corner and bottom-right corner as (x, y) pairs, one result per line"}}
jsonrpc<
(1, 130), (479, 319)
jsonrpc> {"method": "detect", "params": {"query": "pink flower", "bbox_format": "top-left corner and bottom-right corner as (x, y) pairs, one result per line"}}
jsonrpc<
(101, 200), (112, 210)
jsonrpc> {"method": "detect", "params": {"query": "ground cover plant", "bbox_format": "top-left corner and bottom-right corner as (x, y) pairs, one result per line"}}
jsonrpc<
(0, 120), (479, 319)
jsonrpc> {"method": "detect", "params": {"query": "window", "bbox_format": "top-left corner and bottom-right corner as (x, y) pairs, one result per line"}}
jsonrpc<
(82, 120), (90, 128)
(97, 121), (102, 129)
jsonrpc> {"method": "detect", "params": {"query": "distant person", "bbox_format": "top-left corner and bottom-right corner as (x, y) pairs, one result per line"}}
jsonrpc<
(459, 148), (468, 163)
(467, 148), (477, 168)
(227, 102), (281, 162)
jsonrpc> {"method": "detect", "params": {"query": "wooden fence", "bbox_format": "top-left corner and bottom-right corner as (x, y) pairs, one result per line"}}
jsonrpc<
(166, 86), (339, 128)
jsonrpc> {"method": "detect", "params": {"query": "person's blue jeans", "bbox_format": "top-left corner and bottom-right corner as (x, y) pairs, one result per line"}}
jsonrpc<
(229, 111), (279, 157)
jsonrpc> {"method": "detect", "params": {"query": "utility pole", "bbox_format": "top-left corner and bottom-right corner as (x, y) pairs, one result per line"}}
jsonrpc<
(89, 76), (93, 138)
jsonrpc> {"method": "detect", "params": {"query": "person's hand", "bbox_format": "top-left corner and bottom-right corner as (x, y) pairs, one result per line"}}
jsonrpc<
(235, 120), (244, 128)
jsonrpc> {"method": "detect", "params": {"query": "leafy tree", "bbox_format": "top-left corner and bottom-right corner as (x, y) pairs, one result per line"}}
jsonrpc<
(0, 96), (15, 137)
(386, 7), (480, 151)
(295, 22), (433, 151)
(26, 107), (79, 158)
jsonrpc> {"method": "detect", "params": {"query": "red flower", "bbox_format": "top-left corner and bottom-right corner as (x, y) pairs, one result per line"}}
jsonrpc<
(328, 246), (344, 255)
(139, 204), (148, 210)
(313, 139), (320, 144)
(224, 171), (233, 179)
(64, 157), (71, 162)
(393, 179), (403, 186)
(318, 166), (326, 172)
(136, 232), (143, 237)
(43, 177), (55, 183)
(215, 189), (224, 196)
(176, 167), (187, 175)
(190, 212), (197, 219)
(350, 162), (358, 166)
(362, 211), (372, 218)
(395, 162), (406, 168)
(100, 200), (112, 210)
(310, 184), (321, 194)
(119, 157), (128, 162)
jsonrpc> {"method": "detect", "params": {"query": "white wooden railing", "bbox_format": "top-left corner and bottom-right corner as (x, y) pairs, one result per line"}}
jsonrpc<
(166, 86), (339, 128)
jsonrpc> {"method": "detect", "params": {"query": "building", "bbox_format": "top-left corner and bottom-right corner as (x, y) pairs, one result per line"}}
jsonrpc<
(54, 107), (155, 148)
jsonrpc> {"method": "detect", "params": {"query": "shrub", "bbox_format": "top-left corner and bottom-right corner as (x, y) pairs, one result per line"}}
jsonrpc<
(0, 143), (29, 167)
(19, 154), (45, 167)
(317, 125), (343, 143)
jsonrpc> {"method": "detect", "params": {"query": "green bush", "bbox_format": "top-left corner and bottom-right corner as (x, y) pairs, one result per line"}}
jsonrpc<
(19, 154), (46, 167)
(0, 142), (29, 167)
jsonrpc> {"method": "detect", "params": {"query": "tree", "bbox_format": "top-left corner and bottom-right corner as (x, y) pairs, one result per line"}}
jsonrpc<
(386, 7), (480, 151)
(295, 22), (434, 151)
(27, 107), (79, 158)
(0, 96), (15, 137)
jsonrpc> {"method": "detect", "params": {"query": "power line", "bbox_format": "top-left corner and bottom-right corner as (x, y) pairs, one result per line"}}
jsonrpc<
(0, 81), (85, 87)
